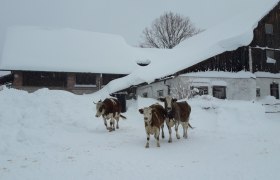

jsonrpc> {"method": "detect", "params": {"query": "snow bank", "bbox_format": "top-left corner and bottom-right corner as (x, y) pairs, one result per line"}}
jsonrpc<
(0, 88), (279, 180)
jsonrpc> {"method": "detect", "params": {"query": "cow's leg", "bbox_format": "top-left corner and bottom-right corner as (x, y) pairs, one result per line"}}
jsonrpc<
(155, 128), (160, 147)
(145, 132), (150, 148)
(110, 118), (115, 131)
(115, 114), (120, 129)
(175, 121), (180, 139)
(161, 124), (165, 139)
(183, 121), (189, 139)
(103, 117), (108, 129)
(167, 124), (172, 143)
(165, 119), (173, 143)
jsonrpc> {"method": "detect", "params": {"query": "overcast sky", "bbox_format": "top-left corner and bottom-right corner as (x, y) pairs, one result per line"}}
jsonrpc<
(0, 0), (258, 56)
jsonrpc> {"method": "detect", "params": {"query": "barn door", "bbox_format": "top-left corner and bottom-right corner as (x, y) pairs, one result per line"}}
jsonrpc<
(270, 83), (279, 99)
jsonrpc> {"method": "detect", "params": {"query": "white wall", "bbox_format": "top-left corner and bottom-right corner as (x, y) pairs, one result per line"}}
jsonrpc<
(136, 76), (257, 101)
(179, 76), (256, 100)
(225, 78), (256, 100)
(136, 81), (169, 99)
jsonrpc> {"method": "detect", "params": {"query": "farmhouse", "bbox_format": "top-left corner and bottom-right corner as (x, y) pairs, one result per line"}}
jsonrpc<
(0, 27), (147, 94)
(135, 0), (280, 100)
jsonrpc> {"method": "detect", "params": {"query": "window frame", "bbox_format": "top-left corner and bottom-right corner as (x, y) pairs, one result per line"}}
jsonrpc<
(265, 23), (273, 34)
(212, 86), (226, 99)
(157, 90), (164, 97)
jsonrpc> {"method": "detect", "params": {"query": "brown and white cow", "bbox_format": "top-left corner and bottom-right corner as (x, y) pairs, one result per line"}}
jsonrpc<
(138, 103), (166, 148)
(94, 98), (126, 132)
(159, 96), (192, 142)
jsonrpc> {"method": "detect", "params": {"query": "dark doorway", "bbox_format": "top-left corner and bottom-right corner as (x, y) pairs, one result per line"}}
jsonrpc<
(270, 83), (279, 99)
(213, 86), (226, 99)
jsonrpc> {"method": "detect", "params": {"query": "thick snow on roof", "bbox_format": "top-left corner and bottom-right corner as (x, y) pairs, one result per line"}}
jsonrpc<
(180, 71), (256, 79)
(255, 72), (280, 78)
(0, 26), (155, 74)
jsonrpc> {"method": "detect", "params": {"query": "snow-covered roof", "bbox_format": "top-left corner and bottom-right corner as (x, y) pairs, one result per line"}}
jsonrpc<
(180, 71), (256, 79)
(255, 72), (280, 78)
(0, 0), (279, 97)
(0, 27), (154, 74)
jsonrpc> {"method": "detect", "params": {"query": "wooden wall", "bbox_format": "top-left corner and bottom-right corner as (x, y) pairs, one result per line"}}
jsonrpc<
(176, 47), (249, 75)
(12, 71), (127, 94)
(176, 2), (280, 75)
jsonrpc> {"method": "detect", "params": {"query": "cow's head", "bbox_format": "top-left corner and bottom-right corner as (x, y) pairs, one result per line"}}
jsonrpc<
(139, 107), (154, 124)
(158, 96), (177, 116)
(94, 100), (105, 117)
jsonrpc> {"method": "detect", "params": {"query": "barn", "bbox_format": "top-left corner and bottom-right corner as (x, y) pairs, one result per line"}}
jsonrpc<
(0, 27), (148, 94)
(135, 1), (280, 100)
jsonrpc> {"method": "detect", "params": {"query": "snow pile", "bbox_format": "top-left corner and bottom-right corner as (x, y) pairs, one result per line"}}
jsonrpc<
(259, 96), (280, 113)
(261, 96), (280, 105)
(0, 88), (279, 180)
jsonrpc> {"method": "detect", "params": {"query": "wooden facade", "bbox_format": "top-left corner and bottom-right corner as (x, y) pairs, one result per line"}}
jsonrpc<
(11, 71), (126, 94)
(176, 2), (280, 75)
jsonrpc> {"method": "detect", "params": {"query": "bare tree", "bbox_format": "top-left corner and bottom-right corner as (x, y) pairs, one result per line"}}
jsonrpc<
(170, 78), (196, 100)
(140, 12), (202, 49)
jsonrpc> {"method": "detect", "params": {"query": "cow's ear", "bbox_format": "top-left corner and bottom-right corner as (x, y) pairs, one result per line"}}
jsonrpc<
(139, 109), (144, 114)
(173, 98), (178, 102)
(158, 97), (165, 102)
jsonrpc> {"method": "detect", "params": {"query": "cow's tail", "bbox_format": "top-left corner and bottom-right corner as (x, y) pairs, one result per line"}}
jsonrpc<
(188, 123), (194, 129)
(120, 114), (127, 120)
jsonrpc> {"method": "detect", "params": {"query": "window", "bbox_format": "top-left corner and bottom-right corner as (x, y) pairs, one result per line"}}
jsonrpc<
(142, 92), (148, 98)
(266, 50), (274, 58)
(265, 24), (273, 34)
(197, 86), (208, 95)
(157, 90), (164, 97)
(256, 88), (261, 97)
(191, 86), (208, 96)
(213, 86), (226, 99)
(76, 73), (96, 86)
(270, 83), (279, 99)
(266, 50), (276, 64)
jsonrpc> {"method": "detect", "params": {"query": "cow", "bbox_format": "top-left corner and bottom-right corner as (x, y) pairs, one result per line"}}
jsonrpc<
(158, 96), (192, 143)
(138, 103), (166, 148)
(94, 98), (126, 132)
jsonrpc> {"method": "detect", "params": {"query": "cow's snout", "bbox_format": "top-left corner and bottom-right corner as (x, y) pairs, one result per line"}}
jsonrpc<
(167, 107), (172, 112)
(144, 117), (148, 120)
(95, 114), (99, 118)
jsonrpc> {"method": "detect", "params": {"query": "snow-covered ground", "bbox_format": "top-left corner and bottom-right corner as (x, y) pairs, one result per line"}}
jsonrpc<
(0, 87), (280, 180)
